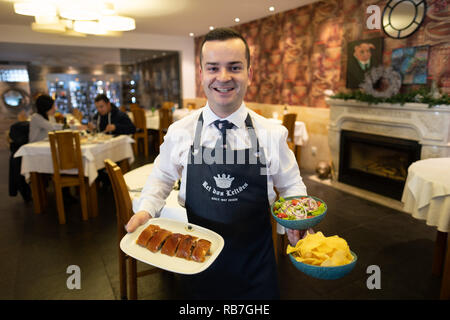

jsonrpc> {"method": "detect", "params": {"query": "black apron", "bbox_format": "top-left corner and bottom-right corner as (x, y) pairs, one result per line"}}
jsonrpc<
(182, 112), (279, 300)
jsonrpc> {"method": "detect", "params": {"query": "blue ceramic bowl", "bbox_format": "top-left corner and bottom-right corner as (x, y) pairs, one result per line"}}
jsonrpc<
(271, 195), (327, 230)
(289, 251), (358, 280)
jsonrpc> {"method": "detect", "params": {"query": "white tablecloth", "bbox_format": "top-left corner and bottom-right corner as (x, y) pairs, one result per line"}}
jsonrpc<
(268, 119), (309, 146)
(14, 135), (135, 185)
(128, 109), (195, 130)
(123, 163), (187, 222)
(173, 108), (194, 122)
(401, 158), (450, 232)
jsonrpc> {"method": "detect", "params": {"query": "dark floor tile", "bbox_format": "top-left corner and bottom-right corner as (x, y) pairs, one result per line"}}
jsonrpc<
(0, 150), (442, 300)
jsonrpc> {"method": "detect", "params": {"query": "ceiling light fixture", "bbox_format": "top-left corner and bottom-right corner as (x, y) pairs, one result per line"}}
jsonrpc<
(209, 26), (214, 30)
(189, 32), (194, 37)
(234, 17), (240, 23)
(14, 2), (57, 17)
(269, 6), (275, 12)
(12, 0), (136, 37)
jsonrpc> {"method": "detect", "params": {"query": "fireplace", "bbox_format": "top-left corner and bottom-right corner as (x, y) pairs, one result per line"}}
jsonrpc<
(339, 130), (421, 200)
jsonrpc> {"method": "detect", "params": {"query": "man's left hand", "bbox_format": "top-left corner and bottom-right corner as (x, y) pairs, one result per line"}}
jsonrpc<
(105, 124), (116, 133)
(286, 228), (314, 246)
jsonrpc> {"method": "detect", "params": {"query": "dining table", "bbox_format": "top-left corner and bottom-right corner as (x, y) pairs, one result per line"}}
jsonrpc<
(123, 163), (187, 222)
(267, 118), (309, 146)
(128, 108), (195, 130)
(14, 133), (135, 216)
(401, 157), (450, 299)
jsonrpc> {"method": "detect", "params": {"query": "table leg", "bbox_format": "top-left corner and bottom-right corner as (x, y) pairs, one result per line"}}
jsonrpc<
(30, 172), (44, 214)
(87, 179), (98, 218)
(432, 231), (448, 276)
(440, 233), (450, 300)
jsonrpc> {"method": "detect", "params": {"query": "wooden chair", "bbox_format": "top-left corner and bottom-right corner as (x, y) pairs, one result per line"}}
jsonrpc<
(104, 159), (161, 300)
(282, 113), (297, 152)
(131, 107), (149, 158)
(158, 108), (173, 147)
(48, 131), (89, 224)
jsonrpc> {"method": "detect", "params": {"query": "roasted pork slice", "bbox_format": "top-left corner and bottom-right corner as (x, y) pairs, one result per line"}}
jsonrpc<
(175, 235), (198, 260)
(161, 233), (184, 257)
(146, 228), (172, 252)
(136, 224), (160, 247)
(191, 239), (212, 263)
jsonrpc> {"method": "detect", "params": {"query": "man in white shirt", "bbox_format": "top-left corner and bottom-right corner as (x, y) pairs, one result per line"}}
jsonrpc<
(126, 28), (307, 299)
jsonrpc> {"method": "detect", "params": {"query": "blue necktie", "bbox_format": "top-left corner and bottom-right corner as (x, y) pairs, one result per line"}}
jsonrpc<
(213, 119), (234, 146)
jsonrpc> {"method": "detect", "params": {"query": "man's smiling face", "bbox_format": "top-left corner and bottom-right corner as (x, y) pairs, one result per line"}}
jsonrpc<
(200, 38), (252, 114)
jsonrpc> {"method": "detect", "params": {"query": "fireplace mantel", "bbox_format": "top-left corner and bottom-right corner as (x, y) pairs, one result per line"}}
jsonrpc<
(326, 98), (450, 180)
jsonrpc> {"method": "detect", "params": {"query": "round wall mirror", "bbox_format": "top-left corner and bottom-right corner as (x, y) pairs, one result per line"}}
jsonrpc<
(382, 0), (427, 39)
(2, 88), (29, 109)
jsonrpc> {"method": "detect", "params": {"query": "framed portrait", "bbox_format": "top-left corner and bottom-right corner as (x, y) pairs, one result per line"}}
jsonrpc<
(346, 37), (383, 89)
(391, 45), (429, 84)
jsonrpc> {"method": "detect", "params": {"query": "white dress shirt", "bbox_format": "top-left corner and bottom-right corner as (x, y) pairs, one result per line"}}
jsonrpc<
(137, 102), (307, 217)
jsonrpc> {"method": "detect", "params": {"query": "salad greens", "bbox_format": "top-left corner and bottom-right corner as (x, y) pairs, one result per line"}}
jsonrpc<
(273, 197), (326, 220)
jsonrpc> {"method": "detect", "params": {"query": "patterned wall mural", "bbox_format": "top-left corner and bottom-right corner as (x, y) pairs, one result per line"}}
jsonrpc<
(195, 0), (450, 108)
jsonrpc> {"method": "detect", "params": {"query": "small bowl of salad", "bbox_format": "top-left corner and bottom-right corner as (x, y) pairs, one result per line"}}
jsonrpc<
(271, 195), (327, 230)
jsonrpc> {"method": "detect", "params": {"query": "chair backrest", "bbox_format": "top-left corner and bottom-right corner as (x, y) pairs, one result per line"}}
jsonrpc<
(162, 101), (174, 110)
(186, 102), (196, 110)
(9, 121), (29, 152)
(282, 113), (297, 142)
(159, 108), (173, 131)
(131, 107), (147, 131)
(104, 159), (133, 227)
(48, 131), (84, 178)
(129, 104), (140, 111)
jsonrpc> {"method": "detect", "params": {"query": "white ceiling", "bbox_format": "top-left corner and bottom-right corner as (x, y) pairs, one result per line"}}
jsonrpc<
(0, 0), (320, 36)
(0, 0), (320, 70)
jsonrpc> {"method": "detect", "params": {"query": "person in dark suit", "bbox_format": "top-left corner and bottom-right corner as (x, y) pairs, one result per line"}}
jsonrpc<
(88, 94), (136, 135)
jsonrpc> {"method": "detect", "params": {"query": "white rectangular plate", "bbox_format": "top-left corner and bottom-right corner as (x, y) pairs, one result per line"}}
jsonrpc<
(120, 217), (224, 275)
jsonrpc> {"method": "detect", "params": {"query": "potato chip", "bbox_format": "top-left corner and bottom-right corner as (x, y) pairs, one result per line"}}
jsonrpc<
(287, 232), (353, 267)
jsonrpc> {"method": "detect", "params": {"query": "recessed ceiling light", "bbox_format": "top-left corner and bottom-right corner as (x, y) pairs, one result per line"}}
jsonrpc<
(269, 6), (275, 12)
(189, 32), (194, 37)
(234, 18), (240, 23)
(209, 26), (214, 30)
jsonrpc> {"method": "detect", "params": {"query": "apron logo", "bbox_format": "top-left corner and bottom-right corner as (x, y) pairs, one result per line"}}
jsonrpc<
(202, 176), (249, 203)
(213, 173), (234, 189)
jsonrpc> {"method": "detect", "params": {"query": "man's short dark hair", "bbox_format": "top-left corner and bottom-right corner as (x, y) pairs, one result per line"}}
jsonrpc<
(94, 94), (110, 103)
(200, 28), (250, 69)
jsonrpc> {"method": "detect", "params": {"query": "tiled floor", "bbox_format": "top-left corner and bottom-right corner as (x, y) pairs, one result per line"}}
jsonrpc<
(0, 148), (443, 300)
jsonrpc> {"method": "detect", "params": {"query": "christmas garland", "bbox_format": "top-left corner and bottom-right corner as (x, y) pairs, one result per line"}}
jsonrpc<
(331, 87), (450, 107)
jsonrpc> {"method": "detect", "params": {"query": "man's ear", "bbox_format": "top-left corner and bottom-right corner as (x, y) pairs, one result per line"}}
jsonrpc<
(247, 65), (253, 86)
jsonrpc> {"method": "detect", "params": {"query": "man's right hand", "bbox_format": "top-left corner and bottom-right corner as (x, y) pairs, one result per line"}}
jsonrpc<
(126, 210), (151, 233)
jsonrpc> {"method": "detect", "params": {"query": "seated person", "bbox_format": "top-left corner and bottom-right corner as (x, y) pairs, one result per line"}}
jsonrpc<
(29, 94), (63, 143)
(88, 94), (136, 135)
